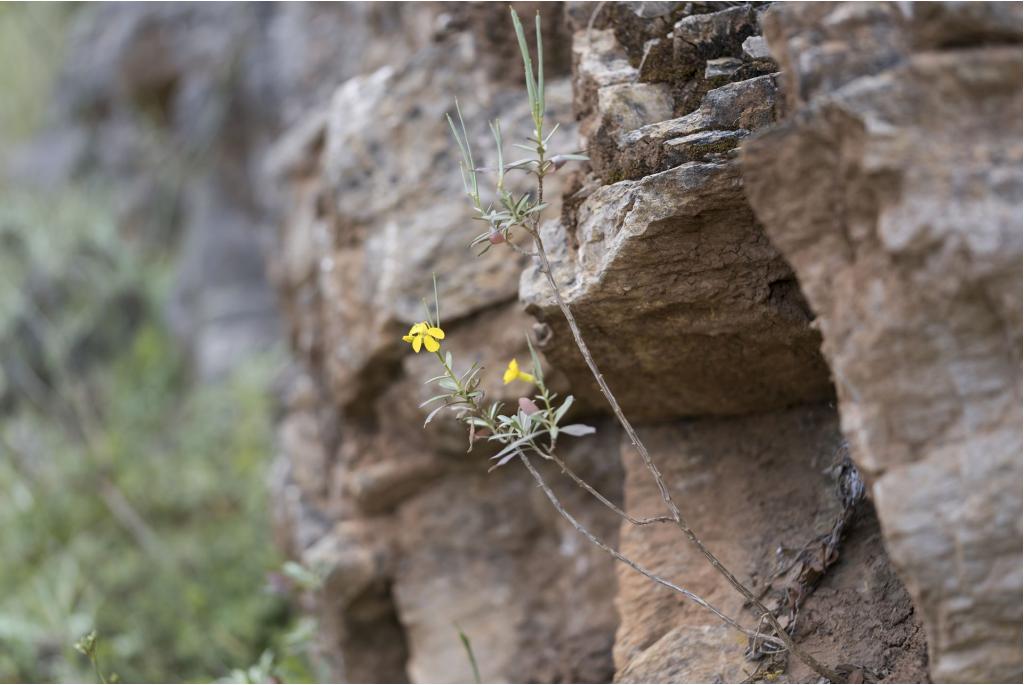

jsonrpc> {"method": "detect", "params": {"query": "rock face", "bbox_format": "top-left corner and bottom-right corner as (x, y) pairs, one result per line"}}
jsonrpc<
(521, 6), (832, 421)
(267, 4), (626, 682)
(28, 1), (1020, 683)
(515, 3), (929, 681)
(191, 1), (1014, 683)
(742, 3), (1023, 682)
(613, 408), (928, 684)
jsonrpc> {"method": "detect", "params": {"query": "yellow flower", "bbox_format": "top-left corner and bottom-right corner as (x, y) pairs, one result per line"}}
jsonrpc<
(403, 321), (445, 353)
(502, 358), (535, 385)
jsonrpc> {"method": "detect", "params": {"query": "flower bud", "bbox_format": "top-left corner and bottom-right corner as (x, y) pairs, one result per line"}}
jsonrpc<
(518, 397), (541, 414)
(488, 230), (507, 244)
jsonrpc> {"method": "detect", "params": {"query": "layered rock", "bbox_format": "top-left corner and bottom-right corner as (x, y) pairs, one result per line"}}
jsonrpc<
(23, 1), (1021, 683)
(267, 4), (625, 681)
(263, 2), (1019, 683)
(516, 4), (930, 681)
(742, 3), (1023, 682)
(522, 5), (832, 421)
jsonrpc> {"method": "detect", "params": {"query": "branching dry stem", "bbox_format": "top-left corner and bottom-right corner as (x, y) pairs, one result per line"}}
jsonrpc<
(535, 446), (673, 527)
(441, 11), (846, 679)
(525, 191), (842, 682)
(517, 451), (787, 650)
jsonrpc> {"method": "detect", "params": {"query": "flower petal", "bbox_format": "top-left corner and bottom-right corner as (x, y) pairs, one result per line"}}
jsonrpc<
(427, 326), (445, 340)
(424, 335), (440, 353)
(412, 335), (423, 353)
(518, 371), (536, 384)
(402, 335), (415, 343)
(503, 359), (519, 384)
(409, 322), (428, 335)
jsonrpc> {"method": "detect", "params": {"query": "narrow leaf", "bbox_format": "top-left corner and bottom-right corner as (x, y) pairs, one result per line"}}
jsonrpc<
(504, 158), (534, 170)
(560, 424), (596, 437)
(554, 395), (574, 422)
(535, 11), (544, 119)
(526, 334), (545, 384)
(424, 404), (448, 426)
(490, 119), (505, 190)
(543, 122), (560, 146)
(490, 432), (543, 461)
(489, 450), (520, 471)
(510, 9), (537, 113)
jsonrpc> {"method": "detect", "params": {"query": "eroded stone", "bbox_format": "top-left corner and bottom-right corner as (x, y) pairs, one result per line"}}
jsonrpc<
(521, 159), (832, 420)
(743, 4), (1023, 680)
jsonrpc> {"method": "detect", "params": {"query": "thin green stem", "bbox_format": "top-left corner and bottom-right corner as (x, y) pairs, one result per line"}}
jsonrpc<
(456, 624), (482, 684)
(91, 654), (107, 685)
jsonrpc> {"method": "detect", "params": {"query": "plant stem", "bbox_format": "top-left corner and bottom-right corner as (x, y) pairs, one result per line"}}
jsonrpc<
(534, 445), (673, 527)
(527, 183), (841, 683)
(428, 350), (775, 649)
(518, 452), (786, 650)
(456, 624), (482, 684)
(92, 654), (107, 685)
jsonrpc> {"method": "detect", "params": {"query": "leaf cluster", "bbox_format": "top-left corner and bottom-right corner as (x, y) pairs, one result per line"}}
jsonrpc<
(424, 10), (597, 468)
(418, 318), (594, 472)
(447, 9), (588, 254)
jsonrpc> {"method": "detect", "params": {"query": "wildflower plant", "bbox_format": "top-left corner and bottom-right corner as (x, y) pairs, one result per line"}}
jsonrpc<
(410, 278), (594, 469)
(407, 8), (845, 682)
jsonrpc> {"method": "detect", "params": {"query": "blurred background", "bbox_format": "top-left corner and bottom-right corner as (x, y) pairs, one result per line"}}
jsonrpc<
(0, 4), (318, 681)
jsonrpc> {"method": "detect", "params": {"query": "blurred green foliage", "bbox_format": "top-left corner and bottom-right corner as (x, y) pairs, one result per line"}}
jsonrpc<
(0, 198), (312, 682)
(0, 5), (314, 683)
(0, 3), (71, 148)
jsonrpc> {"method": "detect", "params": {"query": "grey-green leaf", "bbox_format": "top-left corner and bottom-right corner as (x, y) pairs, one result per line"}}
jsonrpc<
(560, 424), (596, 437)
(424, 404), (448, 426)
(554, 395), (573, 422)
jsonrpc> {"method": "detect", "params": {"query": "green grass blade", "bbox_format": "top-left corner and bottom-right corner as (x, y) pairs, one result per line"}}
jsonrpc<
(535, 11), (544, 120)
(454, 99), (479, 201)
(510, 9), (537, 117)
(456, 625), (482, 684)
(490, 119), (505, 190)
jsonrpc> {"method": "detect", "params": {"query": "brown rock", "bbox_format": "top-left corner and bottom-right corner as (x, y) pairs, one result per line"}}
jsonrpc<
(672, 5), (759, 79)
(593, 73), (781, 182)
(613, 407), (929, 683)
(743, 3), (1023, 681)
(393, 430), (624, 683)
(521, 158), (832, 420)
(272, 47), (577, 411)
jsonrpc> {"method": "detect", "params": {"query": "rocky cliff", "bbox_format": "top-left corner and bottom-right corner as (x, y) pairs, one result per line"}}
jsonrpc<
(267, 2), (1021, 683)
(31, 2), (1019, 683)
